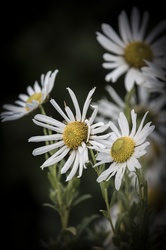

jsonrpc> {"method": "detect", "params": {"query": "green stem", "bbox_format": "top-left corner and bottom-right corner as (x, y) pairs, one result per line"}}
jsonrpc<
(103, 184), (115, 235)
(135, 168), (144, 200)
(49, 165), (70, 249)
(39, 104), (46, 115)
(124, 86), (135, 123)
(90, 149), (115, 235)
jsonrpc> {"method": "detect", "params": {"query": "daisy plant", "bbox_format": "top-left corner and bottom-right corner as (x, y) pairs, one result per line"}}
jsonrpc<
(1, 5), (166, 250)
(28, 86), (112, 249)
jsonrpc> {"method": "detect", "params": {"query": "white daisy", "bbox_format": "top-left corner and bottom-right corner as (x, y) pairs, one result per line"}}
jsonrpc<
(96, 6), (166, 91)
(28, 87), (110, 181)
(94, 109), (155, 190)
(0, 69), (59, 121)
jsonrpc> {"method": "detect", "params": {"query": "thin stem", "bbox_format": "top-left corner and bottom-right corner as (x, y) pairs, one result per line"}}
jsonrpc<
(124, 86), (135, 124)
(90, 149), (115, 234)
(135, 168), (143, 200)
(103, 184), (115, 235)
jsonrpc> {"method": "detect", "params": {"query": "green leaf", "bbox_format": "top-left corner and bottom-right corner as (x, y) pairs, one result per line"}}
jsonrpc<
(72, 194), (92, 207)
(99, 209), (109, 219)
(76, 214), (99, 239)
(110, 190), (117, 208)
(64, 226), (77, 235)
(42, 203), (59, 212)
(115, 212), (126, 234)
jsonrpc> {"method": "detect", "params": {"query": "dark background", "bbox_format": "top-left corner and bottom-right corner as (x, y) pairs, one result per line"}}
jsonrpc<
(1, 1), (166, 249)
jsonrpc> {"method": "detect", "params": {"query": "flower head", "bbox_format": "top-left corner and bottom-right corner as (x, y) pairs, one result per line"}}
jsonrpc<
(96, 7), (166, 91)
(28, 87), (110, 181)
(0, 69), (59, 121)
(94, 109), (155, 190)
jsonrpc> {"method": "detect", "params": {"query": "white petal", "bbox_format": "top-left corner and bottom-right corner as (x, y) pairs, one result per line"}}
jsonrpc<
(41, 146), (69, 167)
(28, 134), (62, 142)
(96, 32), (124, 54)
(89, 105), (98, 124)
(119, 10), (132, 43)
(101, 23), (125, 47)
(42, 148), (70, 169)
(32, 118), (64, 133)
(82, 87), (96, 121)
(118, 112), (129, 136)
(130, 109), (137, 137)
(61, 151), (76, 174)
(105, 63), (129, 82)
(50, 98), (70, 123)
(34, 114), (66, 128)
(114, 163), (126, 190)
(66, 151), (79, 181)
(65, 106), (75, 121)
(67, 88), (81, 121)
(109, 121), (121, 137)
(32, 141), (64, 155)
(105, 85), (125, 108)
(97, 162), (118, 182)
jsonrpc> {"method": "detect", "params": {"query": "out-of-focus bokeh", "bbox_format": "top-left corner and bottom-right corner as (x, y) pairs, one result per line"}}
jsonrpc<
(1, 1), (166, 249)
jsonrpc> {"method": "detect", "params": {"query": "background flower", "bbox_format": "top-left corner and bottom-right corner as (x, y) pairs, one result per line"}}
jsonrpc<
(141, 57), (166, 92)
(96, 7), (166, 91)
(0, 69), (59, 121)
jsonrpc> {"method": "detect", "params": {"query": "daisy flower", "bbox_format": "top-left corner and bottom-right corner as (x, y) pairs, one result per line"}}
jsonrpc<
(28, 87), (110, 181)
(0, 69), (59, 122)
(96, 6), (166, 91)
(94, 109), (155, 190)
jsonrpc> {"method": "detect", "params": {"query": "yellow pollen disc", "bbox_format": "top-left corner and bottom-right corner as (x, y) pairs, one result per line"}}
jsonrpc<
(63, 121), (88, 150)
(124, 41), (153, 68)
(111, 136), (135, 163)
(26, 93), (43, 111)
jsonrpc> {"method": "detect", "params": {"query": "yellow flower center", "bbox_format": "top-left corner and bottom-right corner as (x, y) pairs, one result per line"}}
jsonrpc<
(111, 136), (135, 163)
(63, 121), (88, 150)
(124, 41), (153, 68)
(26, 93), (42, 111)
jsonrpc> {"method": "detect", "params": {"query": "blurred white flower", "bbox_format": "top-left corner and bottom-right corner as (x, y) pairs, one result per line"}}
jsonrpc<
(0, 69), (59, 121)
(96, 7), (166, 91)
